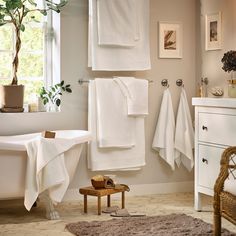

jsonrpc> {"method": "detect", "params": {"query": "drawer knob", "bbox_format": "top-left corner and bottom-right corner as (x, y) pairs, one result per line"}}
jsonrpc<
(202, 158), (208, 164)
(202, 126), (208, 131)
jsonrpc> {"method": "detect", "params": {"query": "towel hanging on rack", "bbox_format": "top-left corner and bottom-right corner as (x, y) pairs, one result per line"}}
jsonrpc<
(113, 77), (149, 116)
(152, 88), (179, 170)
(88, 0), (151, 71)
(174, 87), (194, 171)
(97, 0), (139, 46)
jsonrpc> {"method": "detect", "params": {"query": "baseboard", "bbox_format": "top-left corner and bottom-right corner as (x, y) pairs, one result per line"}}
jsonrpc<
(63, 181), (194, 202)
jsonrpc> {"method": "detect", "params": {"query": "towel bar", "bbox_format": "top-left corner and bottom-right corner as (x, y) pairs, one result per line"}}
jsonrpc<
(78, 78), (154, 85)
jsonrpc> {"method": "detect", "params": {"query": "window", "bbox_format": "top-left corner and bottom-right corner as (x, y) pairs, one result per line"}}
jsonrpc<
(0, 1), (54, 104)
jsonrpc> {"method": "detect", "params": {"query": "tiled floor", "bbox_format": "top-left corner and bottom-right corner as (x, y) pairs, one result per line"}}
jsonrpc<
(0, 192), (235, 235)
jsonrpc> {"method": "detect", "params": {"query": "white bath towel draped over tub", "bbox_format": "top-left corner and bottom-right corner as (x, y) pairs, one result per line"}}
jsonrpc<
(24, 137), (83, 211)
(152, 88), (179, 170)
(174, 88), (194, 171)
(88, 80), (146, 171)
(88, 0), (151, 71)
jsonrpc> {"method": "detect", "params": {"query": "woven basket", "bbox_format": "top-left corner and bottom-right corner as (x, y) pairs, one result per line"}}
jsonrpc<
(91, 179), (106, 189)
(220, 191), (236, 225)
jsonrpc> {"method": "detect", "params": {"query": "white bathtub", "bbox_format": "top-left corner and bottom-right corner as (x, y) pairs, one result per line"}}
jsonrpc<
(0, 130), (92, 219)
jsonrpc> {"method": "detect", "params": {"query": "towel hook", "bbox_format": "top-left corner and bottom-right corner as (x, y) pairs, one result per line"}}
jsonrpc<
(176, 79), (184, 87)
(161, 79), (169, 88)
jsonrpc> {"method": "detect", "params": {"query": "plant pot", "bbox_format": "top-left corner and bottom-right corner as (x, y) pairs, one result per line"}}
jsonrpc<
(228, 80), (236, 98)
(0, 85), (24, 112)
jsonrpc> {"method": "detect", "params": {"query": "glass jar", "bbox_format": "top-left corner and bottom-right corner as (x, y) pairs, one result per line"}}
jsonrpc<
(228, 79), (236, 98)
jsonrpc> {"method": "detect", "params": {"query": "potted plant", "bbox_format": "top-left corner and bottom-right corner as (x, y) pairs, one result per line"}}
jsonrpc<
(39, 80), (72, 112)
(221, 50), (236, 98)
(0, 0), (67, 112)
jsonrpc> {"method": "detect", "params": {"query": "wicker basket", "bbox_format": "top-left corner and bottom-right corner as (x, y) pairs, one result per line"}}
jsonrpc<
(91, 179), (106, 189)
(220, 191), (236, 225)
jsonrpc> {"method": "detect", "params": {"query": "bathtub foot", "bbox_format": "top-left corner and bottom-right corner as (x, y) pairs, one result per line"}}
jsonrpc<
(39, 191), (60, 220)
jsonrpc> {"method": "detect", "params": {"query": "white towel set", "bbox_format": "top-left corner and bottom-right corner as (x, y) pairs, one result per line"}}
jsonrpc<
(152, 80), (194, 171)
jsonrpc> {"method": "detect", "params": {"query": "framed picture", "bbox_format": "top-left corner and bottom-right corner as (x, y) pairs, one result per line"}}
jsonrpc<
(205, 12), (222, 51)
(159, 22), (183, 58)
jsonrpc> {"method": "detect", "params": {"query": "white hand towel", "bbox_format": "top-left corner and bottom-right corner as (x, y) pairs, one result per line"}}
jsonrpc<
(114, 77), (148, 116)
(97, 0), (139, 47)
(24, 137), (77, 211)
(95, 78), (136, 148)
(174, 88), (194, 171)
(152, 88), (179, 170)
(88, 0), (151, 71)
(88, 81), (146, 171)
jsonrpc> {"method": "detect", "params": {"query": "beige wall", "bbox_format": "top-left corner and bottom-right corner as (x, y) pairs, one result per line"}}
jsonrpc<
(200, 0), (236, 94)
(0, 0), (197, 190)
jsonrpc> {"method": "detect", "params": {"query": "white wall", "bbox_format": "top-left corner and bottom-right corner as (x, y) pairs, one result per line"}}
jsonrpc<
(200, 0), (236, 94)
(0, 0), (197, 194)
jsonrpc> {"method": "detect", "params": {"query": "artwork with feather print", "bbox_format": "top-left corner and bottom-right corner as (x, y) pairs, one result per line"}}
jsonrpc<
(159, 22), (183, 58)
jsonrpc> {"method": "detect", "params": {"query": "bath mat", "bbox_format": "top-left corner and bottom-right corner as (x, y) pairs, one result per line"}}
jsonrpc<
(110, 208), (146, 217)
(65, 213), (236, 236)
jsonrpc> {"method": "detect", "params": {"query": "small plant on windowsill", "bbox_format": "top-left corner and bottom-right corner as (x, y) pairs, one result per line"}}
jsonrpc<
(0, 0), (67, 113)
(39, 80), (72, 112)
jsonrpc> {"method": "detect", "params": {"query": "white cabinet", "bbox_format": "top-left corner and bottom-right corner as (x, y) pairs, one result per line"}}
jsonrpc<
(192, 98), (236, 211)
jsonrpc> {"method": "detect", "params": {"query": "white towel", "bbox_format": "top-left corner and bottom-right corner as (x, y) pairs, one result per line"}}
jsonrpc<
(95, 78), (135, 148)
(24, 137), (78, 211)
(174, 88), (194, 171)
(88, 81), (146, 171)
(88, 0), (151, 71)
(97, 0), (139, 47)
(113, 77), (148, 116)
(152, 88), (179, 170)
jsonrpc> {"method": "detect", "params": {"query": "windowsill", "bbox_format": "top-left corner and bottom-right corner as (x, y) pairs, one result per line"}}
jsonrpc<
(0, 111), (61, 115)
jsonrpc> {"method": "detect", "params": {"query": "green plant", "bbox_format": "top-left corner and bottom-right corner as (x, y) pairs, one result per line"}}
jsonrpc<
(39, 80), (72, 107)
(222, 50), (236, 73)
(0, 0), (67, 85)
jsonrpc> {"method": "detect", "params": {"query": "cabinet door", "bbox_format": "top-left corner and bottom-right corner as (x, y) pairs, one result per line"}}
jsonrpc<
(198, 145), (224, 190)
(198, 112), (236, 146)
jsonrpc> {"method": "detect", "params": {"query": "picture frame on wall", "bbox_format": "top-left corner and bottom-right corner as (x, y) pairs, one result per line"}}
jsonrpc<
(205, 12), (222, 51)
(159, 22), (183, 59)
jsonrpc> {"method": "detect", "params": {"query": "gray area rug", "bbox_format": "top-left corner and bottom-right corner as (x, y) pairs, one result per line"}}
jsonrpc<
(65, 213), (236, 236)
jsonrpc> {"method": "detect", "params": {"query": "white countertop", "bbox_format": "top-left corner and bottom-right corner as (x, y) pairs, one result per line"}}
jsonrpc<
(192, 97), (236, 108)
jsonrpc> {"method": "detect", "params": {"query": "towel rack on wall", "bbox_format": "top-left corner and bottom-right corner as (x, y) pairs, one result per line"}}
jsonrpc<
(78, 78), (154, 85)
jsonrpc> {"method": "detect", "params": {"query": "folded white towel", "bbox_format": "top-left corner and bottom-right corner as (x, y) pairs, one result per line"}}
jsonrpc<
(175, 88), (194, 171)
(97, 0), (139, 47)
(152, 88), (179, 170)
(88, 81), (146, 171)
(114, 77), (148, 116)
(95, 78), (136, 148)
(24, 137), (78, 211)
(88, 0), (151, 71)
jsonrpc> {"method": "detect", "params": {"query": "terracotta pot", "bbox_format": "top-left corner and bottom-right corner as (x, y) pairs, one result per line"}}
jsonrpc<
(0, 85), (24, 111)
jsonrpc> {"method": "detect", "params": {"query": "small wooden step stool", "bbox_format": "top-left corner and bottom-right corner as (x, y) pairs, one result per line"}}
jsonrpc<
(79, 186), (126, 215)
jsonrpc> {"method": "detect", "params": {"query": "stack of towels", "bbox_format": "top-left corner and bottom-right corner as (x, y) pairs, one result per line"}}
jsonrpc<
(152, 87), (194, 171)
(88, 0), (151, 71)
(88, 77), (148, 171)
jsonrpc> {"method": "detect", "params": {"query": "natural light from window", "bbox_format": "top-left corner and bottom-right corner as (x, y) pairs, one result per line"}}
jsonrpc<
(0, 0), (52, 104)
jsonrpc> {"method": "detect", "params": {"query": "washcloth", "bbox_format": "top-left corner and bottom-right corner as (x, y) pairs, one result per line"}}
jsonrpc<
(88, 0), (151, 71)
(95, 78), (135, 148)
(175, 88), (194, 171)
(152, 88), (179, 170)
(88, 81), (146, 171)
(113, 77), (148, 116)
(97, 0), (139, 46)
(24, 137), (79, 211)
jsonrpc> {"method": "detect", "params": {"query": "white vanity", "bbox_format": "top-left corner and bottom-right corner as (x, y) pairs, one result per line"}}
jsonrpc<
(192, 98), (236, 211)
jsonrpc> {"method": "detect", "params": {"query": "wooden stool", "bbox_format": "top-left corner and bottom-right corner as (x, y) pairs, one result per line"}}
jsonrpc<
(79, 186), (126, 215)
